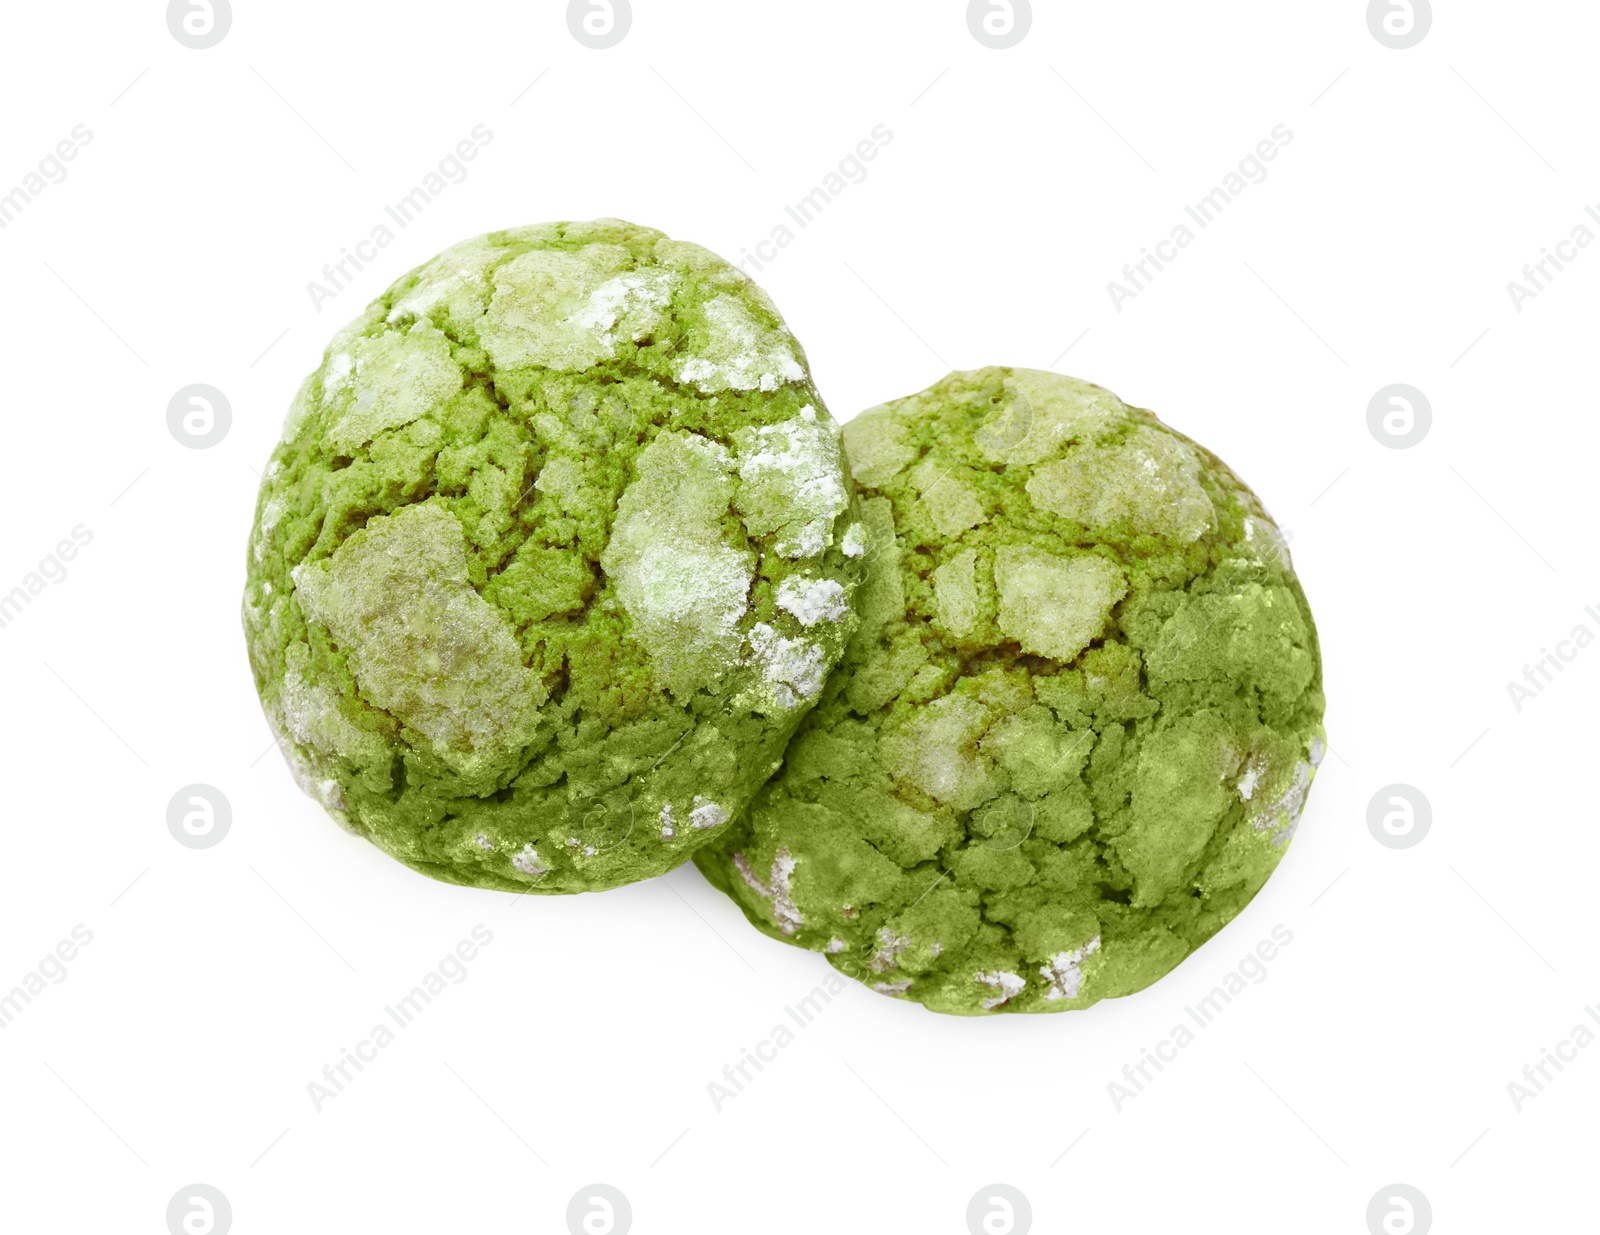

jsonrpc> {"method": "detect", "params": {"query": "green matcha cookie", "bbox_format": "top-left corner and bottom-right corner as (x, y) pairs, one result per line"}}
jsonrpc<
(244, 220), (861, 894)
(696, 368), (1324, 1014)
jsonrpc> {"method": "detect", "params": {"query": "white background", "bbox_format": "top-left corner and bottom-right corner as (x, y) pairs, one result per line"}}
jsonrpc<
(0, 2), (1594, 1232)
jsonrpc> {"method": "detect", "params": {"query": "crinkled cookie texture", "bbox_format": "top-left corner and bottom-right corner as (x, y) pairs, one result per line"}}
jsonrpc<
(244, 220), (861, 894)
(696, 369), (1324, 1014)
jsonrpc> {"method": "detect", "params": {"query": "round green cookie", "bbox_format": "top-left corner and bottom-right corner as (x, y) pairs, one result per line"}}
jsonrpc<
(244, 220), (862, 894)
(696, 368), (1325, 1014)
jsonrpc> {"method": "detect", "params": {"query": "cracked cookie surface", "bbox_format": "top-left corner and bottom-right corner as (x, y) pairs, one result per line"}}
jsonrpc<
(244, 220), (859, 893)
(696, 368), (1324, 1014)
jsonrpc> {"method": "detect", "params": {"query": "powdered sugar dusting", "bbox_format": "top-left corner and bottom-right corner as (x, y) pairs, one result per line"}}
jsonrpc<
(690, 796), (729, 830)
(776, 575), (849, 627)
(747, 622), (828, 708)
(677, 294), (805, 393)
(736, 410), (849, 559)
(975, 969), (1026, 1010)
(1040, 936), (1101, 1001)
